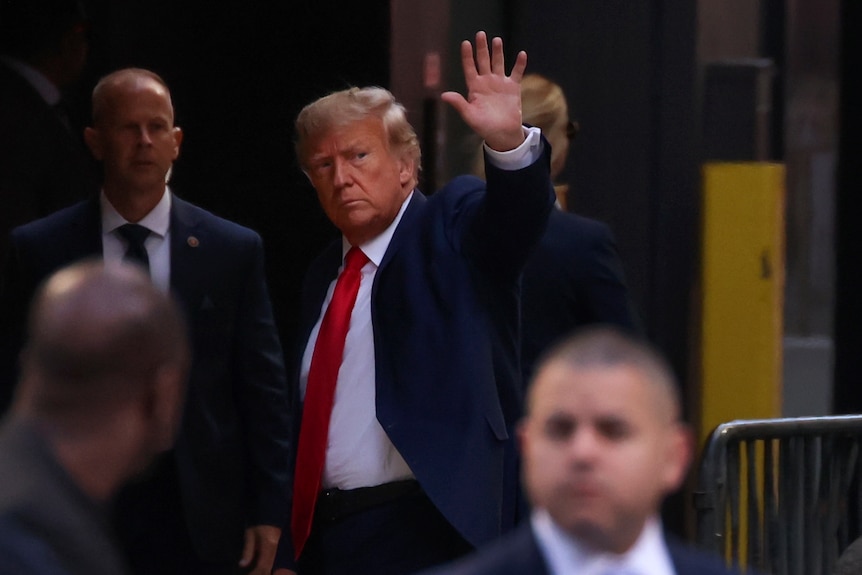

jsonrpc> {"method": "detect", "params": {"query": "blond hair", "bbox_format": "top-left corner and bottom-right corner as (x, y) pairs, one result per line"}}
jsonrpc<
(472, 74), (571, 189)
(520, 74), (569, 139)
(295, 86), (421, 178)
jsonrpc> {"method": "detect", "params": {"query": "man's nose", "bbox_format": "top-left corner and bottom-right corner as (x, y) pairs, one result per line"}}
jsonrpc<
(568, 427), (601, 461)
(332, 158), (351, 187)
(138, 126), (153, 145)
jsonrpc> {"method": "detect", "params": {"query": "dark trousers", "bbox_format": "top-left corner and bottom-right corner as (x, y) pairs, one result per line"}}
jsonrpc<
(112, 452), (243, 575)
(298, 486), (473, 575)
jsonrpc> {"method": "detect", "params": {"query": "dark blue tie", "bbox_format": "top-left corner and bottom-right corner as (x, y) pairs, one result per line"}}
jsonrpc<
(116, 223), (151, 271)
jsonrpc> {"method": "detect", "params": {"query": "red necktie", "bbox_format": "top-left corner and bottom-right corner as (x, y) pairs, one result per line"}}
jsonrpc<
(291, 246), (369, 558)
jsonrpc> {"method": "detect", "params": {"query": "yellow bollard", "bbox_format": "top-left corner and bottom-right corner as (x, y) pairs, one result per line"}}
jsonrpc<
(697, 162), (785, 565)
(698, 162), (785, 441)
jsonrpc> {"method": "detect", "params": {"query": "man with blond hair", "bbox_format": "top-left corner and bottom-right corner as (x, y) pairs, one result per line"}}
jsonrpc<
(276, 31), (555, 575)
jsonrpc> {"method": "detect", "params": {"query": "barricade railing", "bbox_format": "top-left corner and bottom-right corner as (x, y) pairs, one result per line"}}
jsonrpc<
(694, 415), (862, 574)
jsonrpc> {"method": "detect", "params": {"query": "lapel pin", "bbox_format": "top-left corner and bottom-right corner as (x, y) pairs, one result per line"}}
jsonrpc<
(187, 236), (200, 248)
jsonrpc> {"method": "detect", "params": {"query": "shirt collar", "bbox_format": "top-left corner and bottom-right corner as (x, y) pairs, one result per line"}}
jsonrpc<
(101, 188), (172, 238)
(532, 510), (675, 575)
(342, 190), (414, 266)
(611, 516), (676, 575)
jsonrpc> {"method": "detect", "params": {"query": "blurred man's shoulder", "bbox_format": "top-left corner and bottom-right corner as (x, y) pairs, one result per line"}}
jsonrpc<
(665, 536), (757, 575)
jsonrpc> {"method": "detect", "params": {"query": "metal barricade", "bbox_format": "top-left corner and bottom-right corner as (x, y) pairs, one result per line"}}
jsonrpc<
(694, 415), (862, 574)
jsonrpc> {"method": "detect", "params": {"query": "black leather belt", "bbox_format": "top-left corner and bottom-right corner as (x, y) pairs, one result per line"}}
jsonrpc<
(314, 479), (421, 525)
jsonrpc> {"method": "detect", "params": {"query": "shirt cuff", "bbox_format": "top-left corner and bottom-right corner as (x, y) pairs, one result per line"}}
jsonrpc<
(482, 126), (544, 171)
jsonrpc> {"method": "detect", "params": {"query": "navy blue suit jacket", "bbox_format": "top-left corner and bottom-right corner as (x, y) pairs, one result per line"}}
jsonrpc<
(0, 195), (292, 560)
(283, 148), (555, 559)
(420, 522), (748, 575)
(521, 208), (640, 383)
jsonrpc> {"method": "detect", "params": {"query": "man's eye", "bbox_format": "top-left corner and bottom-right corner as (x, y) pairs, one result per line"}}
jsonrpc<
(544, 417), (574, 441)
(597, 419), (630, 441)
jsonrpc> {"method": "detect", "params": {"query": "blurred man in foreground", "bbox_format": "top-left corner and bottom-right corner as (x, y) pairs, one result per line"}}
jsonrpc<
(422, 326), (745, 575)
(0, 260), (190, 575)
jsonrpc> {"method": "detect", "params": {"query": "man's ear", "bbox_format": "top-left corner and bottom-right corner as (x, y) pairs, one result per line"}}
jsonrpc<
(171, 127), (183, 160)
(661, 422), (694, 494)
(399, 156), (415, 186)
(83, 127), (103, 160)
(516, 419), (529, 456)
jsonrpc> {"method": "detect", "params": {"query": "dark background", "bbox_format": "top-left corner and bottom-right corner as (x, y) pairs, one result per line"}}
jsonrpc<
(15, 0), (862, 541)
(71, 0), (391, 351)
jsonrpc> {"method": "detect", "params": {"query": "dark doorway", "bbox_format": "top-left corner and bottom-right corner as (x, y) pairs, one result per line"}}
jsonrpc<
(77, 0), (391, 349)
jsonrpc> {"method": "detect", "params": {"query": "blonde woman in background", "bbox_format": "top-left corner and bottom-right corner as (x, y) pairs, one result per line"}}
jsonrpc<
(474, 73), (641, 385)
(473, 73), (577, 209)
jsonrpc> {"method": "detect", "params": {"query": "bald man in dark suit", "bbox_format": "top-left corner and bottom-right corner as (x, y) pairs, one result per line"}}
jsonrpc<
(0, 68), (291, 575)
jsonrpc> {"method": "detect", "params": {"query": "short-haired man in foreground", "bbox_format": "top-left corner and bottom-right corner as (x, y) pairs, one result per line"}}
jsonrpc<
(0, 261), (190, 575)
(422, 326), (746, 575)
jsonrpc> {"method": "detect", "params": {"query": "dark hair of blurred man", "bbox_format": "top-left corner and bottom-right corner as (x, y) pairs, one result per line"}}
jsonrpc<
(0, 260), (190, 575)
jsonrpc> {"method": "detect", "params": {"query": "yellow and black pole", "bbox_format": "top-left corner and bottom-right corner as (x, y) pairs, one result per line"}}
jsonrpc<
(695, 59), (785, 564)
(699, 162), (785, 440)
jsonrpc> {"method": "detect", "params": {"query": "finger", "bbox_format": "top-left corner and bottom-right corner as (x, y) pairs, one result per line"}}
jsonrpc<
(441, 91), (469, 115)
(509, 50), (528, 83)
(248, 557), (267, 575)
(490, 36), (505, 76)
(459, 39), (478, 84)
(474, 30), (491, 75)
(440, 92), (478, 131)
(238, 529), (256, 568)
(251, 540), (278, 575)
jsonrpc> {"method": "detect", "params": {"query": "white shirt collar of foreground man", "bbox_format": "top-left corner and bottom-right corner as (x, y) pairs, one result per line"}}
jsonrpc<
(532, 509), (676, 575)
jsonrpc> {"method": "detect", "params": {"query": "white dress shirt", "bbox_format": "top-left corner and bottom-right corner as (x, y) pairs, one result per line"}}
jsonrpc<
(101, 189), (172, 293)
(532, 509), (677, 575)
(300, 126), (544, 490)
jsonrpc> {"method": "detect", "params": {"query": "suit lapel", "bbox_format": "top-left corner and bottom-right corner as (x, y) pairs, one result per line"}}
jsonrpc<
(520, 525), (551, 575)
(378, 190), (426, 271)
(666, 534), (727, 575)
(290, 240), (342, 414)
(300, 241), (342, 340)
(67, 199), (103, 262)
(168, 196), (205, 312)
(300, 190), (425, 347)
